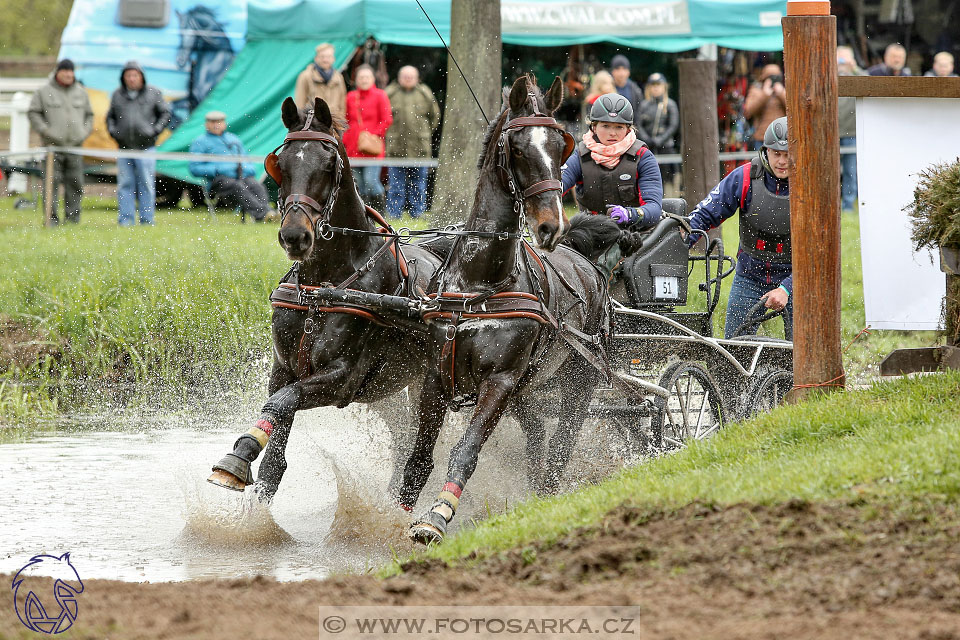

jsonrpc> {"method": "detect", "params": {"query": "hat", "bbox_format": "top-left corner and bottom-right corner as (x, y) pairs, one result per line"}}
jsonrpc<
(205, 110), (227, 121)
(647, 72), (667, 84)
(611, 54), (630, 70)
(56, 59), (74, 72)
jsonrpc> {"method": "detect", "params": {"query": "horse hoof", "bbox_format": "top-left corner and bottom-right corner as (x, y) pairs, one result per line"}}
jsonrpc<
(207, 469), (247, 491)
(408, 522), (444, 545)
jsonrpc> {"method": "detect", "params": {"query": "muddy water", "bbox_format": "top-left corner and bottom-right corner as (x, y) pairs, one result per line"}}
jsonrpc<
(1, 404), (623, 583)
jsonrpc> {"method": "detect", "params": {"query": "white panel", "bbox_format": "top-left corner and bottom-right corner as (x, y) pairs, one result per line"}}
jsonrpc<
(855, 97), (954, 330)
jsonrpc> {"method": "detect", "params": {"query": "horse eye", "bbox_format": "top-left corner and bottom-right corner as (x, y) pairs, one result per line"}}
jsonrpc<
(512, 148), (523, 157)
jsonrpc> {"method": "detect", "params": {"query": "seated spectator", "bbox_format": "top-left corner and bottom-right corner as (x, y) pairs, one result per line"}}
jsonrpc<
(188, 111), (273, 222)
(385, 66), (439, 219)
(344, 65), (392, 212)
(743, 64), (786, 150)
(294, 43), (347, 118)
(868, 44), (911, 76)
(924, 51), (957, 77)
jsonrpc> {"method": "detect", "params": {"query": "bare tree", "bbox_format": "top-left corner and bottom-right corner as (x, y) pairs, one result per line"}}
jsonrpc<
(431, 0), (502, 224)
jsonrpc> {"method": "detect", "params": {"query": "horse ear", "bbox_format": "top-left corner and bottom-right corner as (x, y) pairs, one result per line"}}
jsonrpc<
(313, 97), (333, 128)
(281, 97), (300, 129)
(544, 76), (564, 114)
(508, 76), (529, 113)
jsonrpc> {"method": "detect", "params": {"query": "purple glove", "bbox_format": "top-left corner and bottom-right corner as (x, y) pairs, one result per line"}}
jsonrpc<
(606, 204), (638, 225)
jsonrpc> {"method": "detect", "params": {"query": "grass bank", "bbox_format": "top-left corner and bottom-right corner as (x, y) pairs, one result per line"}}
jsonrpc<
(390, 369), (960, 574)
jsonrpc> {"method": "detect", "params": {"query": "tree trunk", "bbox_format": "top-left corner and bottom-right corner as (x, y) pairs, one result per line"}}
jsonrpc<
(431, 0), (502, 224)
(677, 59), (720, 249)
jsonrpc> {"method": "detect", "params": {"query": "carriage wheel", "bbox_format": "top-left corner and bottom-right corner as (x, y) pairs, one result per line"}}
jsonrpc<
(650, 362), (725, 451)
(746, 368), (793, 417)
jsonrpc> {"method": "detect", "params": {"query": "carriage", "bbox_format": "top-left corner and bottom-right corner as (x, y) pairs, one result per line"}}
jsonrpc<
(582, 197), (794, 457)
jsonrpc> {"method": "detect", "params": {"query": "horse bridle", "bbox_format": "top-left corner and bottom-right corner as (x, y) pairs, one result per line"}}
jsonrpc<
(264, 109), (343, 240)
(496, 91), (576, 215)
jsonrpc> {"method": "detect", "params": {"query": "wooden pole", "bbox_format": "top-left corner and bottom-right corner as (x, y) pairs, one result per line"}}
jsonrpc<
(783, 3), (845, 400)
(677, 59), (720, 245)
(43, 150), (54, 227)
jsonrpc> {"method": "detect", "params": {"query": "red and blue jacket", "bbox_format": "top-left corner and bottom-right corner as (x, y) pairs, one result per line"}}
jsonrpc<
(687, 162), (793, 293)
(560, 147), (663, 228)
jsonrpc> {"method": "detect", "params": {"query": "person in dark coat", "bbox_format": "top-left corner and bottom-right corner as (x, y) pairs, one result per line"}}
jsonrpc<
(636, 73), (679, 188)
(867, 43), (911, 76)
(106, 60), (171, 225)
(610, 54), (643, 126)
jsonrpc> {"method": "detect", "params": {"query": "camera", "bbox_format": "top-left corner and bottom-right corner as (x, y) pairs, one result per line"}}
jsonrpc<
(767, 74), (784, 86)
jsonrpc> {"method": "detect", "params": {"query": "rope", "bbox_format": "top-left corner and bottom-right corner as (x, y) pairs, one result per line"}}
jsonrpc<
(789, 325), (872, 391)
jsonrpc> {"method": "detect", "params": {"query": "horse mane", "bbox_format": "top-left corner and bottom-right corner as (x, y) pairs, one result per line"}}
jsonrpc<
(562, 214), (622, 260)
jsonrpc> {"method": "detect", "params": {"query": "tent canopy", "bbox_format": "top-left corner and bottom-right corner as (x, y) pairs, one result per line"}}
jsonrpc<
(159, 0), (786, 183)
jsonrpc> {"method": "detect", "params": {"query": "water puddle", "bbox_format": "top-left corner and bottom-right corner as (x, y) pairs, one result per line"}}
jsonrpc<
(2, 404), (621, 582)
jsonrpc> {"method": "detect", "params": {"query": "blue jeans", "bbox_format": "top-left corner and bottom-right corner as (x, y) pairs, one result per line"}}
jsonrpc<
(840, 136), (857, 211)
(117, 153), (156, 225)
(724, 272), (793, 340)
(386, 166), (428, 218)
(352, 165), (385, 200)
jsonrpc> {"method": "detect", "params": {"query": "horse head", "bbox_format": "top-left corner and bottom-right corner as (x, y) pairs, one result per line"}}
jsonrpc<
(271, 96), (348, 262)
(502, 75), (571, 251)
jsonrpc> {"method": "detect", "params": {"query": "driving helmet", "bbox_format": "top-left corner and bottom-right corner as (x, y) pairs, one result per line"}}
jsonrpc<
(759, 116), (788, 174)
(589, 93), (634, 125)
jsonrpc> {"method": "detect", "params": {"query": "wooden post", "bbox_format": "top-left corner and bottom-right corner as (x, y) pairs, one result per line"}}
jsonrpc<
(677, 59), (720, 244)
(43, 150), (55, 227)
(783, 1), (845, 400)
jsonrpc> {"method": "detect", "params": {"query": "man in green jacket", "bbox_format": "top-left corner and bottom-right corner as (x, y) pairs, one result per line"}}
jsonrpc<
(28, 59), (94, 225)
(384, 66), (439, 219)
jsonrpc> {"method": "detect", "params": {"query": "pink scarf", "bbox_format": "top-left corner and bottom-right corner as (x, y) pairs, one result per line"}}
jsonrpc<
(582, 129), (638, 169)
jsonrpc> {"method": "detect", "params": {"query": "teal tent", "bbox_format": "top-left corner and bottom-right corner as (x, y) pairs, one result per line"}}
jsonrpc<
(159, 0), (787, 183)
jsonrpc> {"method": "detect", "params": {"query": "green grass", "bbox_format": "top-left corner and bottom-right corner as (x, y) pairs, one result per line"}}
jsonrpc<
(0, 197), (941, 423)
(387, 369), (960, 574)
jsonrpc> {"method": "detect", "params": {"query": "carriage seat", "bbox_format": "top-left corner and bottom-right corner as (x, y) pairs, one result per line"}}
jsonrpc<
(620, 198), (690, 309)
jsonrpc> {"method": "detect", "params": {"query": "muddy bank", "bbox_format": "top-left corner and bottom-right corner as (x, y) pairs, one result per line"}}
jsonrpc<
(3, 498), (960, 639)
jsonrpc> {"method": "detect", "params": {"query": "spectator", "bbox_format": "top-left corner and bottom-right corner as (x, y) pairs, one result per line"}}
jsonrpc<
(384, 66), (439, 219)
(344, 65), (392, 212)
(924, 51), (957, 77)
(188, 111), (272, 222)
(610, 55), (643, 125)
(743, 64), (786, 149)
(837, 46), (863, 212)
(636, 73), (679, 189)
(28, 59), (93, 225)
(294, 43), (347, 118)
(868, 44), (911, 76)
(106, 61), (171, 226)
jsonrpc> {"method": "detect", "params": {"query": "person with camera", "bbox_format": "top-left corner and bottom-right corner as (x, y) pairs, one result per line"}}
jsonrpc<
(561, 92), (663, 277)
(743, 64), (786, 150)
(686, 117), (793, 340)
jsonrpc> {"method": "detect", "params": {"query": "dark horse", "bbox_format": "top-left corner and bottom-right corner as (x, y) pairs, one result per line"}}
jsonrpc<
(206, 96), (441, 500)
(397, 76), (612, 544)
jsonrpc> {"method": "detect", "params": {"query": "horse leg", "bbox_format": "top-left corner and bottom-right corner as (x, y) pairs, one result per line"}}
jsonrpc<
(541, 362), (598, 494)
(409, 373), (515, 545)
(207, 381), (302, 493)
(510, 396), (547, 494)
(395, 371), (447, 511)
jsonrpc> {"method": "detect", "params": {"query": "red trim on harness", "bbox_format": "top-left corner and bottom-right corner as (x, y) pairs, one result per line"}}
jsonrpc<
(254, 419), (274, 436)
(740, 162), (751, 210)
(756, 239), (766, 251)
(442, 482), (463, 498)
(776, 242), (784, 253)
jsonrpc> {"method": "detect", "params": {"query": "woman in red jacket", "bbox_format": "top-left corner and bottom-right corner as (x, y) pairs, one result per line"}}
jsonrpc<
(344, 65), (392, 211)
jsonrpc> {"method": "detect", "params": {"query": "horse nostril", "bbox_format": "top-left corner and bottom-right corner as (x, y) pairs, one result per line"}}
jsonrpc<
(538, 222), (558, 246)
